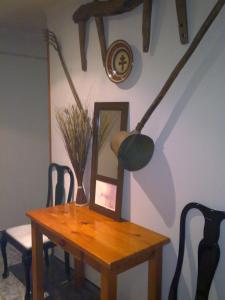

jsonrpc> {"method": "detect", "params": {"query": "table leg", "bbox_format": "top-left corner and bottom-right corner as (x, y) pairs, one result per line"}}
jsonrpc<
(74, 258), (85, 288)
(101, 269), (117, 300)
(148, 247), (162, 300)
(31, 221), (44, 300)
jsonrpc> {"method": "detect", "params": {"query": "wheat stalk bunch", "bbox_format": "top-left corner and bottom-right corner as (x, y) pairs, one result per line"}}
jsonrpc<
(56, 106), (92, 176)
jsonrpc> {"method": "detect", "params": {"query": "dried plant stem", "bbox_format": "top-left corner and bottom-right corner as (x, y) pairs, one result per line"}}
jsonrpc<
(56, 106), (92, 206)
(56, 107), (91, 176)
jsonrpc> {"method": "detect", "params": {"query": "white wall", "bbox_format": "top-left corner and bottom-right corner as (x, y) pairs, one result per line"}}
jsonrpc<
(0, 28), (49, 228)
(47, 0), (225, 299)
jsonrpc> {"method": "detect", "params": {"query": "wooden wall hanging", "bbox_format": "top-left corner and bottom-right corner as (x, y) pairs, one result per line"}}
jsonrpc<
(176, 0), (189, 44)
(73, 0), (189, 71)
(111, 0), (225, 171)
(46, 30), (83, 112)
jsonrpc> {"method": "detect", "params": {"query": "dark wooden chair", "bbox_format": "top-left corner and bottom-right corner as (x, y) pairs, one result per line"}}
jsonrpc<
(1, 163), (74, 300)
(169, 202), (225, 300)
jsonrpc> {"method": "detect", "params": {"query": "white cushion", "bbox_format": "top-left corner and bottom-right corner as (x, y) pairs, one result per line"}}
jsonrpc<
(6, 224), (50, 250)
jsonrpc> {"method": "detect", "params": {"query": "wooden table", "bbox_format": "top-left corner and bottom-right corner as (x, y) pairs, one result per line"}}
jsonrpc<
(26, 203), (169, 300)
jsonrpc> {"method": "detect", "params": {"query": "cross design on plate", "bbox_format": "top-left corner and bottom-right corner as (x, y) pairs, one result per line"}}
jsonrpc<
(118, 54), (127, 72)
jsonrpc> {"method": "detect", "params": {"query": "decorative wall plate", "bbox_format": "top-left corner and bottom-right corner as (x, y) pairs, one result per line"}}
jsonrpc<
(105, 40), (133, 83)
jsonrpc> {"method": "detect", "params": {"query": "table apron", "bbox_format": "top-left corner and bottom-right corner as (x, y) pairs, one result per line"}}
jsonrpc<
(109, 248), (156, 274)
(36, 222), (157, 275)
(38, 223), (83, 261)
(37, 223), (110, 272)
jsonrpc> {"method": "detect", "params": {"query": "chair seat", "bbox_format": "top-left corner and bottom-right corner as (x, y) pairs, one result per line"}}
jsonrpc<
(6, 224), (49, 250)
(1, 164), (74, 299)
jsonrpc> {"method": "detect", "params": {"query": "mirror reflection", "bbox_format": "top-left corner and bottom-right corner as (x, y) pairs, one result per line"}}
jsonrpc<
(95, 180), (117, 211)
(90, 102), (128, 220)
(97, 110), (121, 179)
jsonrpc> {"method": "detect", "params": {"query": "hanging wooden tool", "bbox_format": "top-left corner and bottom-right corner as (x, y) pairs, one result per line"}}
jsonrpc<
(143, 0), (153, 52)
(46, 30), (83, 112)
(94, 0), (107, 67)
(111, 0), (225, 171)
(176, 0), (189, 44)
(73, 0), (152, 71)
(78, 21), (87, 71)
(95, 16), (107, 66)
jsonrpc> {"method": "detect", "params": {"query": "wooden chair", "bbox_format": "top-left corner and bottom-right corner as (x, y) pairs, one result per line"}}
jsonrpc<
(1, 163), (74, 300)
(169, 202), (225, 300)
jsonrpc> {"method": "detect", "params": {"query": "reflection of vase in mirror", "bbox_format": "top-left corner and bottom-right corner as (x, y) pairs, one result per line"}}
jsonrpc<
(97, 111), (121, 179)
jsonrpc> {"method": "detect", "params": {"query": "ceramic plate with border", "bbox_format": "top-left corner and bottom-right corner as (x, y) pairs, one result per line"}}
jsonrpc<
(105, 40), (133, 83)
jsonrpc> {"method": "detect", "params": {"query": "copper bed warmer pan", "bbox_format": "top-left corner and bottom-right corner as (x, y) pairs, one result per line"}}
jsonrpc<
(111, 0), (224, 171)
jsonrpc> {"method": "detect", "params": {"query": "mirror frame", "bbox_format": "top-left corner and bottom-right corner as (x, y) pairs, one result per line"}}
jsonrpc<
(90, 102), (129, 220)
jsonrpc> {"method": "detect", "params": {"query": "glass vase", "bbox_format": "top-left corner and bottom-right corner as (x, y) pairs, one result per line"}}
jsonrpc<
(75, 172), (88, 206)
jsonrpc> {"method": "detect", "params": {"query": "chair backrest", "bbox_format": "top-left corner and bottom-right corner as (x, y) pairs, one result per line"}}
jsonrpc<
(169, 202), (225, 300)
(46, 163), (74, 207)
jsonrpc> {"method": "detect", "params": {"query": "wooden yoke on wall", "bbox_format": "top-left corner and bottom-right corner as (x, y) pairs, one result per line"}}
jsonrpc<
(73, 0), (189, 71)
(73, 0), (152, 71)
(176, 0), (189, 44)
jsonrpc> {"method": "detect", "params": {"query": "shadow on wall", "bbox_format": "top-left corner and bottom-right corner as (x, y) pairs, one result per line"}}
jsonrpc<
(165, 243), (190, 300)
(134, 147), (176, 227)
(121, 118), (132, 220)
(121, 170), (131, 220)
(133, 19), (225, 228)
(117, 243), (190, 300)
(149, 0), (166, 56)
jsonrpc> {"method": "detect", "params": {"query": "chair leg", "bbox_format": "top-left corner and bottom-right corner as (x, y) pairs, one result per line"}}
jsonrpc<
(64, 251), (70, 278)
(1, 232), (9, 278)
(44, 248), (49, 267)
(22, 252), (32, 300)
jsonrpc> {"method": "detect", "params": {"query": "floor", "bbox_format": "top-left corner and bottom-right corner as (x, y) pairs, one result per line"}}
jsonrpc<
(2, 244), (100, 300)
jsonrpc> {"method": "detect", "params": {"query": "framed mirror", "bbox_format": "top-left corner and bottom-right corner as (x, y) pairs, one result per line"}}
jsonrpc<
(90, 102), (129, 220)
